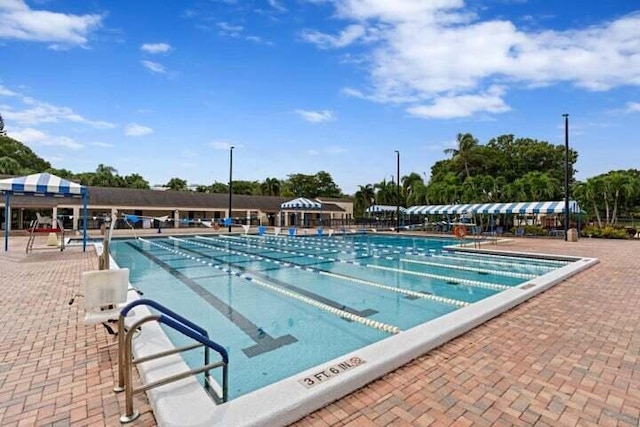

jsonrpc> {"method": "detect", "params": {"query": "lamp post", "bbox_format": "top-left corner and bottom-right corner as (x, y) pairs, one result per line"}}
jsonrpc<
(228, 145), (235, 232)
(563, 114), (569, 242)
(395, 150), (400, 233)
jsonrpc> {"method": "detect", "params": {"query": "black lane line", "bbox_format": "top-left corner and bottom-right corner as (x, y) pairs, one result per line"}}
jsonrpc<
(179, 239), (378, 318)
(127, 242), (297, 358)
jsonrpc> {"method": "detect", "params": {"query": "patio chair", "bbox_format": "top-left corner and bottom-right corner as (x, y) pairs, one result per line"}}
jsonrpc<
(515, 227), (525, 237)
(80, 268), (132, 336)
(36, 212), (53, 227)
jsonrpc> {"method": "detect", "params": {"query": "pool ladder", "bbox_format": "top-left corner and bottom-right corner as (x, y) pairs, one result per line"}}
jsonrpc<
(115, 299), (229, 423)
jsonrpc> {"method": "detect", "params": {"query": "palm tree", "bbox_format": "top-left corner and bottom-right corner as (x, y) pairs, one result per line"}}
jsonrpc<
(260, 177), (281, 196)
(166, 177), (188, 191)
(574, 178), (603, 228)
(355, 184), (375, 214)
(401, 172), (424, 205)
(606, 172), (635, 225)
(374, 179), (395, 205)
(444, 133), (479, 179)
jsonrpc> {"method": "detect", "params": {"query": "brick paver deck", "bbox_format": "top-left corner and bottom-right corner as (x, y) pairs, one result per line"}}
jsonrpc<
(0, 238), (155, 427)
(1, 235), (638, 426)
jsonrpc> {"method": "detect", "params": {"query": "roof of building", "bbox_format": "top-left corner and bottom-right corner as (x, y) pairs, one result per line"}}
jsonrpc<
(3, 185), (345, 212)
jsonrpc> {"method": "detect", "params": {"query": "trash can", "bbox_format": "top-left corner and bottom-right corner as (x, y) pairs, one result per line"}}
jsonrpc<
(567, 228), (578, 242)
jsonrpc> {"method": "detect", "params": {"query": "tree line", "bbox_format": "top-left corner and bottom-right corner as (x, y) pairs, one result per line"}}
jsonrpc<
(0, 134), (343, 198)
(2, 131), (639, 227)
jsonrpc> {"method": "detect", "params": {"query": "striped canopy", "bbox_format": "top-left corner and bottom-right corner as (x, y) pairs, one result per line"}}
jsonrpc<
(2, 173), (88, 252)
(0, 173), (86, 196)
(365, 205), (407, 213)
(406, 201), (581, 215)
(280, 197), (322, 210)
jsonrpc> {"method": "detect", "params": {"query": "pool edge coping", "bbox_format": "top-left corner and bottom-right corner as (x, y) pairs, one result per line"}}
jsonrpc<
(103, 240), (599, 427)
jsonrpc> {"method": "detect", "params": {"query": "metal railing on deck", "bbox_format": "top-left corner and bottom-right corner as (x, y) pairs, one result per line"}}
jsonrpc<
(115, 299), (228, 423)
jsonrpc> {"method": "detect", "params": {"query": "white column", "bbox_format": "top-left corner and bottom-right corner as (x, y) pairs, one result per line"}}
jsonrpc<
(174, 210), (180, 228)
(52, 207), (58, 225)
(246, 210), (251, 225)
(72, 207), (80, 231)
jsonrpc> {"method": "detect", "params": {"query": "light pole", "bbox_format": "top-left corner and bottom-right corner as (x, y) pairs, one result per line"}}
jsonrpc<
(228, 146), (235, 232)
(395, 150), (400, 233)
(563, 114), (569, 242)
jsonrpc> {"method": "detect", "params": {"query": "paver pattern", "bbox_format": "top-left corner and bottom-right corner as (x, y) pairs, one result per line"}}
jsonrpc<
(0, 238), (155, 427)
(1, 234), (638, 426)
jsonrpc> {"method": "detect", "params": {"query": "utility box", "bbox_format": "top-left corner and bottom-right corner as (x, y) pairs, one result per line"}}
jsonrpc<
(567, 228), (579, 242)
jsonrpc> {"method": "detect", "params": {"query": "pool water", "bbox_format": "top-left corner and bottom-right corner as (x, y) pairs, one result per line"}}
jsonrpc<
(110, 233), (568, 399)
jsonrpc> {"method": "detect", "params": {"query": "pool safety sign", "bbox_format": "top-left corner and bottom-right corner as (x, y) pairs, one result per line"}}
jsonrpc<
(298, 357), (366, 388)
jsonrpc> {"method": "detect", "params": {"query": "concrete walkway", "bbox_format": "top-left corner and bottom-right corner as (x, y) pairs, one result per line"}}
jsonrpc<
(1, 235), (638, 426)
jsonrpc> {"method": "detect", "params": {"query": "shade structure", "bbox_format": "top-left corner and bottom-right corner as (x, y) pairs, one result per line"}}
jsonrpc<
(365, 205), (406, 213)
(1, 173), (88, 252)
(280, 197), (322, 210)
(406, 200), (581, 216)
(280, 197), (323, 227)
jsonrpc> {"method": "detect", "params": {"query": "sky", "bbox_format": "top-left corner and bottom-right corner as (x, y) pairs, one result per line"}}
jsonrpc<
(0, 0), (639, 194)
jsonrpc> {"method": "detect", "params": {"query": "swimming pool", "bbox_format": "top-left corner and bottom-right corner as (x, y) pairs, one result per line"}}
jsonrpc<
(109, 233), (596, 425)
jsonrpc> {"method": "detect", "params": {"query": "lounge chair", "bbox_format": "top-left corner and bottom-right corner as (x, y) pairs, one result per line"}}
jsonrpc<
(242, 225), (250, 234)
(288, 227), (297, 237)
(258, 226), (266, 236)
(274, 227), (281, 237)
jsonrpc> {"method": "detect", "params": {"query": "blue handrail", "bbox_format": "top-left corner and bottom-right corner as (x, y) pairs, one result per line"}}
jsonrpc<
(120, 298), (208, 338)
(159, 315), (229, 364)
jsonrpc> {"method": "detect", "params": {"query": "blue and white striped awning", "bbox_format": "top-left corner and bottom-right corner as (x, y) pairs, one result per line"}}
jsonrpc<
(406, 201), (581, 215)
(0, 172), (86, 196)
(365, 205), (406, 213)
(280, 197), (322, 210)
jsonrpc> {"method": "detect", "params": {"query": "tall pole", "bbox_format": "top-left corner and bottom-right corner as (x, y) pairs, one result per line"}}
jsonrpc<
(563, 114), (569, 242)
(228, 146), (235, 232)
(395, 150), (400, 233)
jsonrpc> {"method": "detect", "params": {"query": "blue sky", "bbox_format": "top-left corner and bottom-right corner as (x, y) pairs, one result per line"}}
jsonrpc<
(1, 0), (639, 194)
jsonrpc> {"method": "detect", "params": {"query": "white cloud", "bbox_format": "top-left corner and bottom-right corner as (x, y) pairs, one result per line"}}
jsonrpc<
(217, 22), (244, 37)
(406, 86), (511, 119)
(301, 24), (365, 49)
(90, 141), (115, 148)
(8, 127), (83, 149)
(0, 0), (102, 47)
(268, 0), (287, 13)
(140, 43), (172, 54)
(209, 141), (239, 150)
(627, 102), (640, 113)
(295, 109), (335, 123)
(2, 94), (115, 128)
(307, 146), (347, 155)
(304, 1), (640, 118)
(125, 123), (153, 137)
(141, 60), (166, 74)
(0, 85), (18, 96)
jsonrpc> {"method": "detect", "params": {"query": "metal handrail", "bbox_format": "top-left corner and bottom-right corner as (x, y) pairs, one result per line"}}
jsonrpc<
(116, 299), (228, 424)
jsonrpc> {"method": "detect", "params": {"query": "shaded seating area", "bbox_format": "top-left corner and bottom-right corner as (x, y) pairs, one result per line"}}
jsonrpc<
(405, 200), (581, 238)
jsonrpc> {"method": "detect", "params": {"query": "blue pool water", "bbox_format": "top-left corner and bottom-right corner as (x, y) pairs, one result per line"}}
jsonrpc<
(110, 233), (568, 399)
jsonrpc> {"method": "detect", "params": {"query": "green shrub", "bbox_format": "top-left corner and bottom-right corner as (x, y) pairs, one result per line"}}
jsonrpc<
(582, 225), (629, 239)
